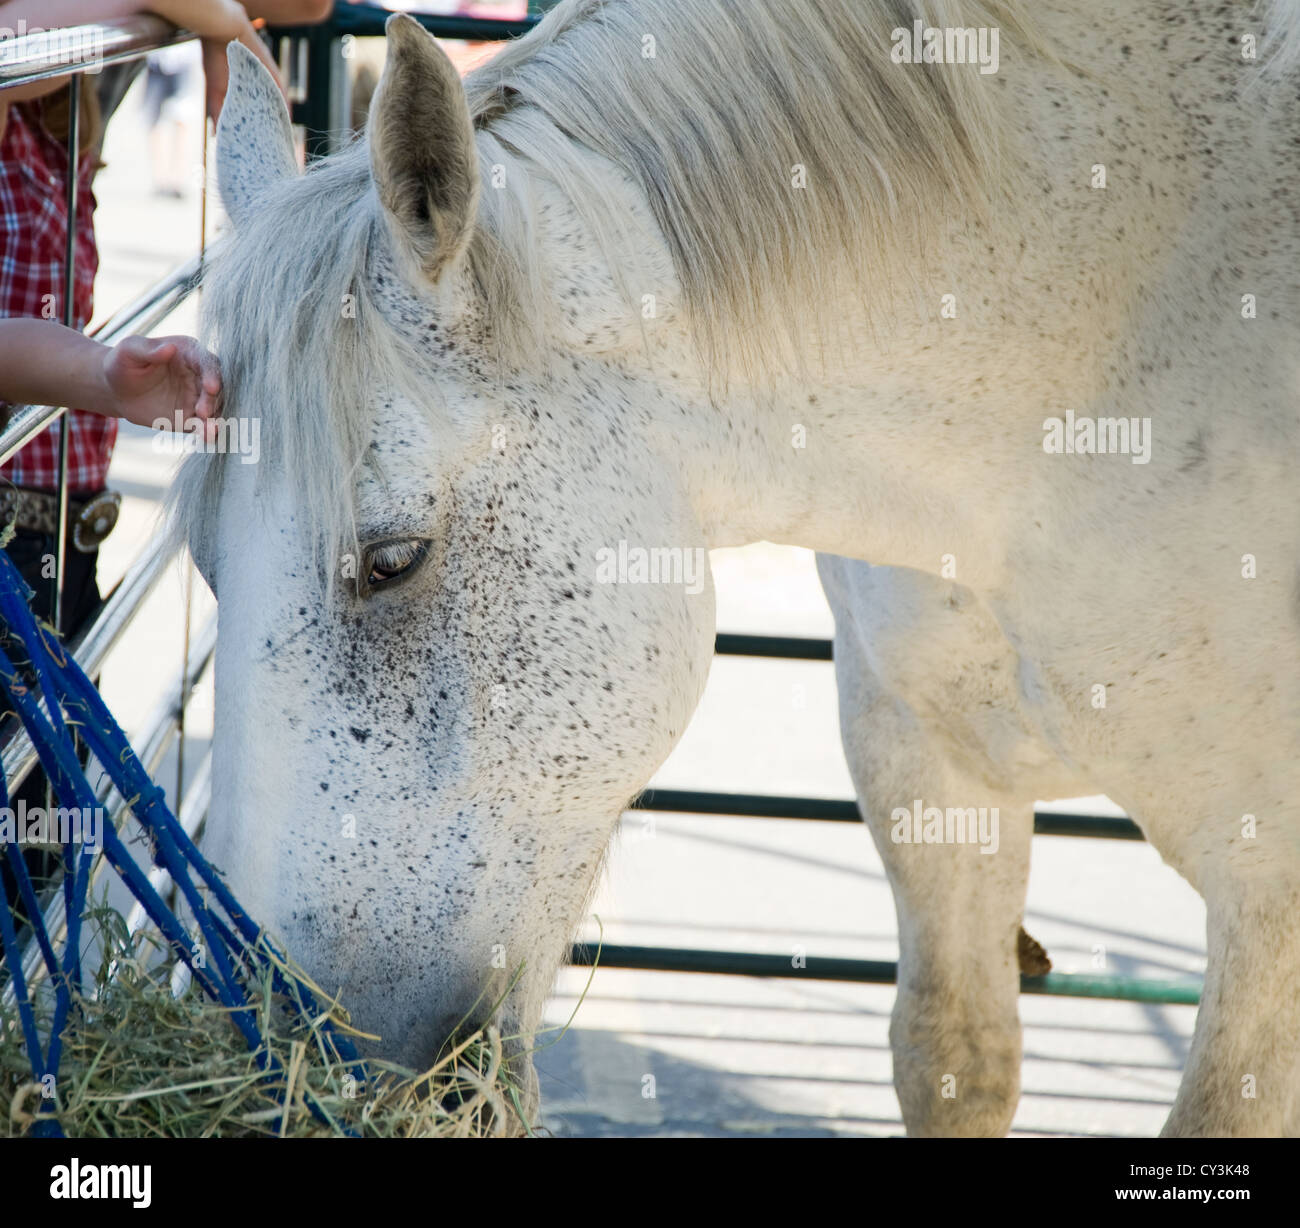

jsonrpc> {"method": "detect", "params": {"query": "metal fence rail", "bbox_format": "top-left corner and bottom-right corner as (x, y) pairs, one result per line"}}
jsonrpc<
(0, 15), (186, 89)
(634, 784), (1145, 841)
(0, 17), (214, 999)
(568, 945), (1202, 1006)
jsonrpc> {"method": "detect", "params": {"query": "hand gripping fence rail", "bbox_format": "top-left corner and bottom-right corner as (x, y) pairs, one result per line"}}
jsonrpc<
(0, 551), (363, 1137)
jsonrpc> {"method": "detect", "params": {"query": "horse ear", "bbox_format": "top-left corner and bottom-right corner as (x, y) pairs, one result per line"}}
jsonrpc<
(216, 41), (298, 228)
(369, 13), (480, 284)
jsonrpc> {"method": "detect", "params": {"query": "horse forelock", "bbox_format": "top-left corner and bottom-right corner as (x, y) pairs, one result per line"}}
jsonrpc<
(168, 143), (422, 585)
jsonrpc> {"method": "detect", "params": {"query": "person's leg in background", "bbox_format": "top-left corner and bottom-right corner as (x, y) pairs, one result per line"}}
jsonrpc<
(0, 525), (102, 918)
(4, 528), (101, 636)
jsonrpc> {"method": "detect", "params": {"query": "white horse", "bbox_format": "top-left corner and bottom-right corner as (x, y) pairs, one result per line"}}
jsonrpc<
(178, 0), (1300, 1136)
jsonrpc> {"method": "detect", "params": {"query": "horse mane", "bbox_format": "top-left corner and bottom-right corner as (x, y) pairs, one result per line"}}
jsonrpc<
(471, 0), (1300, 374)
(463, 0), (1045, 379)
(167, 143), (392, 581)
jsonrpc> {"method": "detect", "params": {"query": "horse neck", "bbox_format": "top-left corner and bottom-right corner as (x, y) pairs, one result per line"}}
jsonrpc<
(530, 0), (1289, 591)
(610, 201), (1074, 590)
(511, 166), (1029, 587)
(590, 0), (1276, 590)
(665, 341), (1032, 591)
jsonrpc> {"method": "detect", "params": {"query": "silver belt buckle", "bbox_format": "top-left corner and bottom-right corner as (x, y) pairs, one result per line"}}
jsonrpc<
(72, 490), (121, 553)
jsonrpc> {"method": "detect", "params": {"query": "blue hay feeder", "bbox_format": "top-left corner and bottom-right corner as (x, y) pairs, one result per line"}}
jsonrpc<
(0, 549), (362, 1137)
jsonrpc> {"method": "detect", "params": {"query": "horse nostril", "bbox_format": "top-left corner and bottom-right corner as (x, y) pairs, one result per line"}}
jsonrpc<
(433, 1006), (495, 1056)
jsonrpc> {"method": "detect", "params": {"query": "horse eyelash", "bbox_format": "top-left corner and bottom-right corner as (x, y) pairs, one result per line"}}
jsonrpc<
(368, 541), (425, 571)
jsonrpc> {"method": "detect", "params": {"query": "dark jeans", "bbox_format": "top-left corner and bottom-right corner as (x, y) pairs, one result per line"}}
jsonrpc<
(0, 527), (102, 924)
(5, 527), (102, 636)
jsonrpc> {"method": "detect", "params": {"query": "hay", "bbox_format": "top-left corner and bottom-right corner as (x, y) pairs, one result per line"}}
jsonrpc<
(1, 904), (530, 1138)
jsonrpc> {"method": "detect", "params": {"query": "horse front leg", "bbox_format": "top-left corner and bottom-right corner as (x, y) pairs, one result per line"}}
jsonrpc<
(880, 786), (1035, 1137)
(832, 658), (1034, 1136)
(1162, 873), (1300, 1137)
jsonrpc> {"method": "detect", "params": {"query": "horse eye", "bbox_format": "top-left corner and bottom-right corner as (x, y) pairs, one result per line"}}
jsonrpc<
(362, 540), (429, 593)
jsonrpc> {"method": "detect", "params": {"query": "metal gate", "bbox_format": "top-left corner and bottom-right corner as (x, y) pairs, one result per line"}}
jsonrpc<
(0, 15), (215, 1002)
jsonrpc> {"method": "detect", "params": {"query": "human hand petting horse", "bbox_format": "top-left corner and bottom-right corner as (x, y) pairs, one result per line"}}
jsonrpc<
(185, 0), (1300, 1137)
(0, 320), (221, 437)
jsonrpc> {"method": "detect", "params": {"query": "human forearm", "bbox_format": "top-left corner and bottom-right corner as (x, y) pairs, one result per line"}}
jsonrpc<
(141, 0), (252, 39)
(242, 0), (332, 22)
(0, 0), (140, 100)
(0, 0), (141, 29)
(0, 0), (330, 37)
(137, 0), (288, 119)
(142, 0), (333, 35)
(0, 321), (117, 415)
(0, 320), (222, 430)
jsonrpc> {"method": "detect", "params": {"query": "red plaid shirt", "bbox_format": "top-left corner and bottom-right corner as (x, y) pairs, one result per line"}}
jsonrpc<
(0, 98), (115, 494)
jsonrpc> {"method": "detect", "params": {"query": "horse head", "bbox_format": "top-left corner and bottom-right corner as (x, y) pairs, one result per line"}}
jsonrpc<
(184, 16), (717, 1115)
